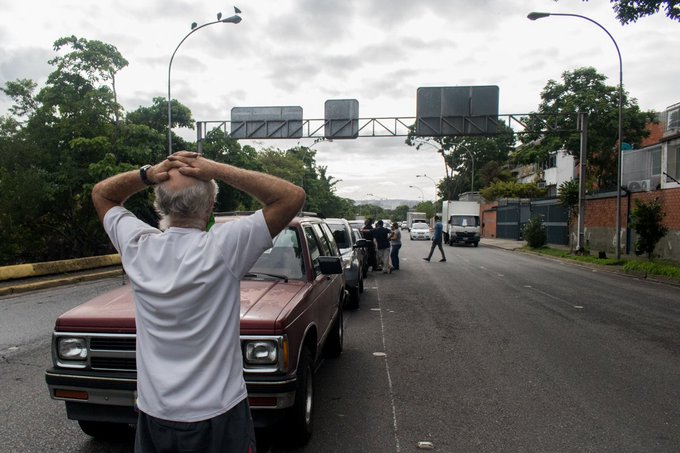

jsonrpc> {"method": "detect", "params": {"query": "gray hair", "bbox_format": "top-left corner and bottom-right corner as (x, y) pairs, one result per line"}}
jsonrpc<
(153, 179), (219, 230)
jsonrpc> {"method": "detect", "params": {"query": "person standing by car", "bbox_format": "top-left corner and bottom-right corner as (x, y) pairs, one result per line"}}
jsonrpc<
(389, 222), (401, 270)
(91, 151), (305, 453)
(424, 216), (447, 262)
(373, 220), (392, 273)
(361, 218), (379, 271)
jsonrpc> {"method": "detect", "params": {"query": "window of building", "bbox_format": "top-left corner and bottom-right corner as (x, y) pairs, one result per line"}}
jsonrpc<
(651, 147), (662, 176)
(667, 144), (680, 182)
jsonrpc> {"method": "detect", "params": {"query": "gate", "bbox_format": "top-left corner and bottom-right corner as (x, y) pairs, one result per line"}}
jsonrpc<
(531, 198), (569, 245)
(496, 198), (568, 245)
(496, 199), (531, 240)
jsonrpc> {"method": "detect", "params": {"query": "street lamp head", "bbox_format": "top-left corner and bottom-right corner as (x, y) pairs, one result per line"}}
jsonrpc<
(221, 14), (242, 24)
(527, 12), (551, 20)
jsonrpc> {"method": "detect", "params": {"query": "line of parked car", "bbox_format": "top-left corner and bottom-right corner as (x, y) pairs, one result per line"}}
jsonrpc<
(45, 212), (371, 447)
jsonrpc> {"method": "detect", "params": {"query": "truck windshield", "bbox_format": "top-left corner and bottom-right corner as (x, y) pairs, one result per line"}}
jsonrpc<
(248, 228), (305, 280)
(450, 216), (479, 227)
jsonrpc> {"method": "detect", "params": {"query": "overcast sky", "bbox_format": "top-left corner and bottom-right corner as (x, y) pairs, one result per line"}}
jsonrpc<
(1, 0), (678, 201)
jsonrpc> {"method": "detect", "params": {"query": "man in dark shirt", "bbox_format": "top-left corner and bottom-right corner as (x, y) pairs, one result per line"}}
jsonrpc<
(424, 216), (447, 262)
(372, 220), (392, 273)
(361, 219), (378, 271)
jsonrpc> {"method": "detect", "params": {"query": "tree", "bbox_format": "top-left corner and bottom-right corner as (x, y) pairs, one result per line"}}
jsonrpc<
(480, 181), (547, 201)
(518, 67), (656, 190)
(524, 216), (547, 248)
(558, 179), (580, 220)
(574, 0), (680, 24)
(406, 121), (516, 200)
(629, 198), (668, 260)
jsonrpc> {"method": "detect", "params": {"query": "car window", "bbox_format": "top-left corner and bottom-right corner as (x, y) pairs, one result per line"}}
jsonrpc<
(312, 224), (331, 257)
(248, 227), (305, 280)
(303, 226), (322, 277)
(413, 222), (428, 229)
(327, 223), (351, 249)
(319, 223), (341, 256)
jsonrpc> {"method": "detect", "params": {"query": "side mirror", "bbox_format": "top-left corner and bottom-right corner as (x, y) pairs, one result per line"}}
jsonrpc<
(318, 256), (343, 275)
(353, 239), (368, 248)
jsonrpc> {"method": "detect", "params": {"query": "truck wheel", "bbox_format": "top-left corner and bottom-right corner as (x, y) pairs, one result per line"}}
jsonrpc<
(358, 274), (364, 294)
(346, 285), (359, 310)
(324, 309), (343, 358)
(286, 347), (314, 446)
(78, 420), (134, 440)
(474, 241), (479, 247)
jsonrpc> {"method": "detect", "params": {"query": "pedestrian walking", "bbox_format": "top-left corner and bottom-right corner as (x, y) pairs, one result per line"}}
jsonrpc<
(92, 151), (306, 453)
(424, 216), (447, 262)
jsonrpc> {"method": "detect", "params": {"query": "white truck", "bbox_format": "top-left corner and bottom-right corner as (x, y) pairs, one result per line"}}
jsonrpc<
(406, 211), (427, 230)
(441, 201), (480, 247)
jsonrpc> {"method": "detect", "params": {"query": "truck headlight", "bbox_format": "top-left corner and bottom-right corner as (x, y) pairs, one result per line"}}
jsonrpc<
(58, 338), (88, 360)
(244, 341), (278, 365)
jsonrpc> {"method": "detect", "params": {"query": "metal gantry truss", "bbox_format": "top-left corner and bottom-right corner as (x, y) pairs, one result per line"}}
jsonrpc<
(196, 113), (582, 144)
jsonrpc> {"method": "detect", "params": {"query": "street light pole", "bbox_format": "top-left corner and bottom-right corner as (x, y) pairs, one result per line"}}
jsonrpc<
(528, 11), (623, 259)
(168, 9), (242, 155)
(416, 174), (437, 201)
(409, 185), (424, 202)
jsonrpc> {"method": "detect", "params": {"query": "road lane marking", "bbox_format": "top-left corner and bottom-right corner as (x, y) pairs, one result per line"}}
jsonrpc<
(374, 280), (401, 453)
(525, 285), (585, 309)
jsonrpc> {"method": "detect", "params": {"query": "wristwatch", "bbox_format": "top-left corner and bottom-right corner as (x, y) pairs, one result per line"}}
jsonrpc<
(139, 165), (155, 186)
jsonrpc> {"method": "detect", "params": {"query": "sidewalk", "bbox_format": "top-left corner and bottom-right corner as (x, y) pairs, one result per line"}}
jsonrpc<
(480, 237), (571, 252)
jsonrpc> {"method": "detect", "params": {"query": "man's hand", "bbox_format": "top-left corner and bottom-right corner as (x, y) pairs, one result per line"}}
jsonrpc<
(148, 156), (190, 184)
(168, 151), (218, 181)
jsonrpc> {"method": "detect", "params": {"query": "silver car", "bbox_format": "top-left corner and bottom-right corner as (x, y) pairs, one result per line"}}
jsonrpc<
(326, 218), (368, 309)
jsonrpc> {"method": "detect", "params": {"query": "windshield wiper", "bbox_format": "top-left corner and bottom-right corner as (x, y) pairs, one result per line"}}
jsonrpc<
(243, 272), (289, 283)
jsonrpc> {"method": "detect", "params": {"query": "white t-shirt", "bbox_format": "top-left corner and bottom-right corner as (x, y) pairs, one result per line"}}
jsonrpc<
(104, 207), (273, 422)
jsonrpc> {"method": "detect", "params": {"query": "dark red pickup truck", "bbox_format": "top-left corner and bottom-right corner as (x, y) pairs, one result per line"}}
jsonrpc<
(45, 214), (346, 446)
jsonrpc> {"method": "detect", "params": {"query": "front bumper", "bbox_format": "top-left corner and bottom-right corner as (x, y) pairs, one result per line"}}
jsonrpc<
(46, 368), (298, 420)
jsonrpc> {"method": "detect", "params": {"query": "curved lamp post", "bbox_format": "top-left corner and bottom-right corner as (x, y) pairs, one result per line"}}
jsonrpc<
(415, 139), (474, 195)
(528, 11), (623, 259)
(416, 174), (437, 201)
(168, 8), (242, 155)
(409, 185), (424, 202)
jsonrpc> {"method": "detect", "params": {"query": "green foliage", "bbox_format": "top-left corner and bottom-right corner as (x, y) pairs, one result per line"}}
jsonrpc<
(391, 205), (410, 222)
(406, 121), (516, 199)
(575, 0), (680, 24)
(629, 198), (668, 260)
(480, 181), (546, 201)
(518, 67), (656, 190)
(523, 216), (547, 249)
(623, 260), (680, 278)
(558, 179), (580, 219)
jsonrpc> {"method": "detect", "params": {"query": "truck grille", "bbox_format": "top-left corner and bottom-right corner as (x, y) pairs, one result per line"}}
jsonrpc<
(87, 334), (136, 372)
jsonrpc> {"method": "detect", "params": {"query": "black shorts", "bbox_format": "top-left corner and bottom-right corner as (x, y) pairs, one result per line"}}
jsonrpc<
(134, 398), (257, 453)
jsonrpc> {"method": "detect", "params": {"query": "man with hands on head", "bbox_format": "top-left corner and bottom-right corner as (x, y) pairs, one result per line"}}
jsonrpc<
(92, 151), (306, 453)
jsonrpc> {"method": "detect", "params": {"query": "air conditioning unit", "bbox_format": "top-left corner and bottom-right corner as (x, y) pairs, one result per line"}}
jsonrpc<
(627, 179), (652, 192)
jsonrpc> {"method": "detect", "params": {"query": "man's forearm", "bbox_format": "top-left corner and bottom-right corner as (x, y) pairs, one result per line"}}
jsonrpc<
(92, 170), (147, 222)
(211, 162), (306, 236)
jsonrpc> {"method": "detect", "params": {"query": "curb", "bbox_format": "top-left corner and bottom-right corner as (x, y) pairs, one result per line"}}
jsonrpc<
(0, 269), (124, 297)
(0, 255), (121, 282)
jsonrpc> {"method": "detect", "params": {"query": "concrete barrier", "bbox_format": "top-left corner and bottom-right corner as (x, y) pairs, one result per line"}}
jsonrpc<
(0, 254), (121, 282)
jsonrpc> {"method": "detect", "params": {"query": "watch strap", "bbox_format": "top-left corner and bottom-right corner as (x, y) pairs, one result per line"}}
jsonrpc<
(140, 165), (155, 186)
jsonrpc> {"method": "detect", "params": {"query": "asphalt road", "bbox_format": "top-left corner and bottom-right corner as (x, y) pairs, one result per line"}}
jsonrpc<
(1, 240), (679, 452)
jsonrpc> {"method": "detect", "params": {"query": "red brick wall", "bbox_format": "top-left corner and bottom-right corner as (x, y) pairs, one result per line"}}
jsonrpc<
(586, 187), (680, 229)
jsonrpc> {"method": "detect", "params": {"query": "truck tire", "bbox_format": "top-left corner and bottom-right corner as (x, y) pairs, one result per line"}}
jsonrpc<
(358, 274), (364, 294)
(78, 420), (134, 440)
(474, 241), (479, 247)
(324, 309), (343, 358)
(286, 347), (314, 446)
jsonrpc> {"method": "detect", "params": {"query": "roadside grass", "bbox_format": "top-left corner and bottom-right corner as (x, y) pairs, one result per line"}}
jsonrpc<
(524, 246), (680, 282)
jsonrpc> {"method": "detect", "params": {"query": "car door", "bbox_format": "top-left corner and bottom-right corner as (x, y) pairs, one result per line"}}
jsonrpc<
(312, 223), (342, 339)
